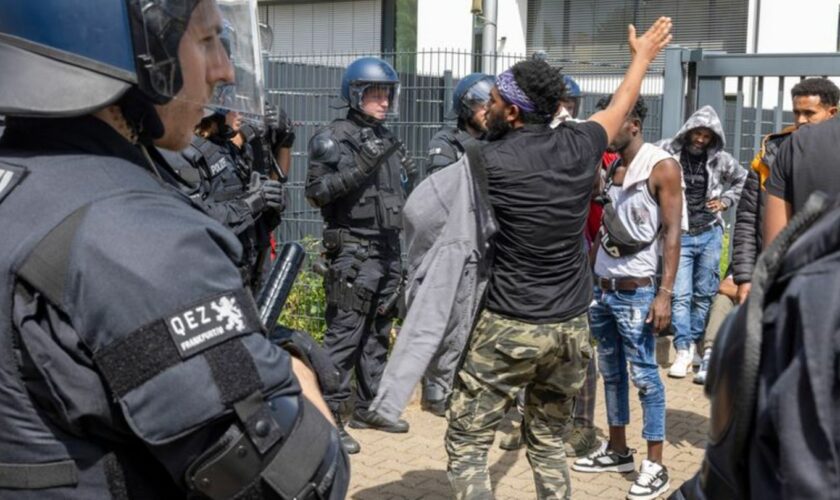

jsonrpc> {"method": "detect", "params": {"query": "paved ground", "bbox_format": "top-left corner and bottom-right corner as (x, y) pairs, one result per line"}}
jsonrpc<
(347, 355), (709, 499)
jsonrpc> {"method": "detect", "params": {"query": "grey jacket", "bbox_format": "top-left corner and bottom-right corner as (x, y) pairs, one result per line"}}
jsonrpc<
(370, 149), (496, 423)
(656, 105), (747, 226)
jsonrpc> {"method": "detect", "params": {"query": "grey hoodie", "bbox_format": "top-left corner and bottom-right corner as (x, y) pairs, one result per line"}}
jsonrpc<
(656, 105), (747, 225)
(370, 149), (496, 423)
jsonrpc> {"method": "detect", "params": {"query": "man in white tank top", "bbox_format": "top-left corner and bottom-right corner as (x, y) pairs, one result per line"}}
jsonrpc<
(572, 96), (684, 500)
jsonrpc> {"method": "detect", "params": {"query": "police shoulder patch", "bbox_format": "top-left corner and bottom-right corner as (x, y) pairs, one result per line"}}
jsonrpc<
(0, 163), (28, 204)
(165, 289), (262, 359)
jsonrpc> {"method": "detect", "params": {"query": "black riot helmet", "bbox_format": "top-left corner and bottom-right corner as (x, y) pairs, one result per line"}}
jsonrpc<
(0, 0), (265, 130)
(341, 57), (401, 120)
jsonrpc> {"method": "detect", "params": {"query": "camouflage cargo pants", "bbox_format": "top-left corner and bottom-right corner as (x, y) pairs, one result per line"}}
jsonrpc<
(445, 310), (592, 499)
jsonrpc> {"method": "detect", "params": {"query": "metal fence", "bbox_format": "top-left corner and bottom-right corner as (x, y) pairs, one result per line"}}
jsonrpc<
(661, 48), (840, 271)
(265, 49), (666, 246)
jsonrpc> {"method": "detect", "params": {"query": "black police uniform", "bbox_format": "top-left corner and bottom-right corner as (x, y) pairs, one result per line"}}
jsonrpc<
(305, 109), (405, 416)
(0, 116), (346, 499)
(178, 132), (281, 291)
(426, 126), (483, 176)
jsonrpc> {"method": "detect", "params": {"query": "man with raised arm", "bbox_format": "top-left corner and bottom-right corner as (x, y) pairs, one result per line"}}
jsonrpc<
(443, 17), (673, 500)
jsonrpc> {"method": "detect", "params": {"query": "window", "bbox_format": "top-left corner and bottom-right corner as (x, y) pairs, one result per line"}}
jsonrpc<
(527, 0), (748, 73)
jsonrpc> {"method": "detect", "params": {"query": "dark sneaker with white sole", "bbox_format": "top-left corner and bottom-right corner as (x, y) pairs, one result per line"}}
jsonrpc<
(626, 459), (669, 500)
(349, 409), (410, 433)
(571, 441), (636, 473)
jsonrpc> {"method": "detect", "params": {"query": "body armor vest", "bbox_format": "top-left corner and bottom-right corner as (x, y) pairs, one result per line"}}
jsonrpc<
(321, 119), (405, 234)
(183, 135), (266, 289)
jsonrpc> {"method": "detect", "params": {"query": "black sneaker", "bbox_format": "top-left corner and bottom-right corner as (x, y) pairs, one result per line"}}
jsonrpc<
(626, 459), (669, 500)
(571, 441), (635, 473)
(349, 409), (410, 433)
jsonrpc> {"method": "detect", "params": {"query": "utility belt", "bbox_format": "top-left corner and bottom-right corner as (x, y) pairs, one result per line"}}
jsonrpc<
(595, 275), (656, 292)
(322, 228), (399, 257)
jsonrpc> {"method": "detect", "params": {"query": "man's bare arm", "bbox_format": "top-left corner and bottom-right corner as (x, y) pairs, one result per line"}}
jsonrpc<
(763, 193), (792, 248)
(647, 158), (682, 332)
(291, 357), (335, 426)
(590, 17), (672, 145)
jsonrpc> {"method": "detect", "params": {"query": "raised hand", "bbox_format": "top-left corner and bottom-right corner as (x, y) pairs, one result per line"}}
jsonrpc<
(628, 16), (673, 62)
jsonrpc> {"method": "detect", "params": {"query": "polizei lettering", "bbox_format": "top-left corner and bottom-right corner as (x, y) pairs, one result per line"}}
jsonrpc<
(165, 293), (253, 358)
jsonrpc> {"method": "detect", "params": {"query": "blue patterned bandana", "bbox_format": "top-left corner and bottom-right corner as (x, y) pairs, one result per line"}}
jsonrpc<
(495, 69), (537, 113)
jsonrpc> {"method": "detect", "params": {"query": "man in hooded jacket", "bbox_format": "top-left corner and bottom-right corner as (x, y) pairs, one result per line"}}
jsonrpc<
(656, 106), (746, 379)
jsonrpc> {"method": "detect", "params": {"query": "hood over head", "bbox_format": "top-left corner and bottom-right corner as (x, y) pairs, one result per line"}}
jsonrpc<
(672, 105), (727, 156)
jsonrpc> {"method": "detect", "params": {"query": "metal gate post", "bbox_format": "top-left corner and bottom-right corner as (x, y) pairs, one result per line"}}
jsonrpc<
(661, 45), (686, 140)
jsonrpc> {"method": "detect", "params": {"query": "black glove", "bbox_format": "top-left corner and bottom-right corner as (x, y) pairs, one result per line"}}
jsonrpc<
(261, 179), (285, 211)
(397, 142), (415, 172)
(265, 104), (295, 151)
(238, 121), (263, 143)
(244, 172), (285, 215)
(271, 326), (342, 395)
(357, 127), (387, 174)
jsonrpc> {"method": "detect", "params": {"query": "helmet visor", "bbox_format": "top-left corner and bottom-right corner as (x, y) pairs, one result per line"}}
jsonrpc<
(461, 77), (494, 107)
(350, 83), (401, 120)
(138, 0), (264, 121)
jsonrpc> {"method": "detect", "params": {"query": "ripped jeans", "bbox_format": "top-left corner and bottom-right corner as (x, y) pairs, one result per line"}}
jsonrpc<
(590, 285), (665, 441)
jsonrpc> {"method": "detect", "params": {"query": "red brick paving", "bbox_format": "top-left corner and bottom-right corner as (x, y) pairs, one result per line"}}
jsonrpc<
(348, 363), (709, 499)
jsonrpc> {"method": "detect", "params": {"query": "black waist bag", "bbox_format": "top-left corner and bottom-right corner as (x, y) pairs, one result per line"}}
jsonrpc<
(598, 159), (658, 258)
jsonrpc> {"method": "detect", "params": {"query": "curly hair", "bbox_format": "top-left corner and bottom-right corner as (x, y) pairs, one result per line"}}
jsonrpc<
(792, 77), (840, 107)
(510, 60), (566, 124)
(595, 94), (648, 125)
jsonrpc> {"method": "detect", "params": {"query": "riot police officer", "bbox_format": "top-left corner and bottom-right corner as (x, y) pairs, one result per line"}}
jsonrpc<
(175, 109), (286, 291)
(0, 1), (347, 498)
(306, 57), (413, 454)
(426, 72), (494, 175)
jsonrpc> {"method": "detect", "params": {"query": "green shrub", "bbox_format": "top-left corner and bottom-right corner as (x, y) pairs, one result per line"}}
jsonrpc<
(278, 237), (328, 343)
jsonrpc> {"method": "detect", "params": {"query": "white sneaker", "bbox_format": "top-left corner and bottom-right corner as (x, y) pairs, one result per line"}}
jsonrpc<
(692, 347), (702, 367)
(694, 348), (712, 385)
(668, 346), (693, 378)
(627, 459), (670, 500)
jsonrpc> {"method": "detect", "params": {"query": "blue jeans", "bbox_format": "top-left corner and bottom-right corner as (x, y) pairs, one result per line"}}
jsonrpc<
(590, 285), (665, 441)
(672, 225), (723, 352)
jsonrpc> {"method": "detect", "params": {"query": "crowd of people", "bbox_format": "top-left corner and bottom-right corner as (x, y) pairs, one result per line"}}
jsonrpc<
(1, 1), (840, 500)
(307, 20), (840, 500)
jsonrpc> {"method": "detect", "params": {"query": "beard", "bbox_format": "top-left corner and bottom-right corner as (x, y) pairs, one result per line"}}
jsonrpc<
(485, 113), (513, 141)
(685, 143), (709, 156)
(469, 115), (488, 134)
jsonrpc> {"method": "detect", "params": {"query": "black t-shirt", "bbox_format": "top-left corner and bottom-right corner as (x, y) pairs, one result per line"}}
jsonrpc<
(483, 121), (607, 323)
(680, 151), (715, 230)
(767, 118), (840, 213)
